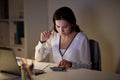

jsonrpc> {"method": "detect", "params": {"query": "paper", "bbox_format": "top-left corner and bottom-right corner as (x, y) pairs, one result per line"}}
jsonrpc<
(33, 61), (49, 70)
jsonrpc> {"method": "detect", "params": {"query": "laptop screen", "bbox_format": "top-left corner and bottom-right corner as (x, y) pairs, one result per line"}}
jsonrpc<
(0, 47), (21, 76)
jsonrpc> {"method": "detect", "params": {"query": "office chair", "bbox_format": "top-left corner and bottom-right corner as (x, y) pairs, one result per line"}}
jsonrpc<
(89, 39), (102, 71)
(116, 56), (120, 74)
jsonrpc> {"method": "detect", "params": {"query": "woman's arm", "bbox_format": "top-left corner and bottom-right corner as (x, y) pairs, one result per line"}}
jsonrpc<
(71, 37), (91, 69)
(35, 31), (52, 61)
(77, 37), (91, 69)
(35, 38), (52, 61)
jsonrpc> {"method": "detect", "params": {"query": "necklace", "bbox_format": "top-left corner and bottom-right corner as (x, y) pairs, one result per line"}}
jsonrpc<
(59, 32), (78, 59)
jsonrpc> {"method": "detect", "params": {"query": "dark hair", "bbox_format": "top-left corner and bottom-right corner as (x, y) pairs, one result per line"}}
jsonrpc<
(53, 7), (81, 32)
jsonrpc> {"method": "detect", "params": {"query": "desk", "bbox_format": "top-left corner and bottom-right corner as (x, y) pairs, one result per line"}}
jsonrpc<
(33, 62), (120, 80)
(0, 60), (120, 80)
(36, 68), (120, 80)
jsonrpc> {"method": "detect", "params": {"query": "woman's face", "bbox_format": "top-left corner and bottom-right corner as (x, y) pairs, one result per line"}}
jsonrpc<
(55, 20), (72, 36)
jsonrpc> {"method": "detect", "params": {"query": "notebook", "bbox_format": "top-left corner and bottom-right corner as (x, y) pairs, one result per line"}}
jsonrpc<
(0, 47), (21, 76)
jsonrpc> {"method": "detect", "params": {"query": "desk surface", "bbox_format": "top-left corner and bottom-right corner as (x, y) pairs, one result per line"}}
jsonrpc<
(0, 60), (120, 80)
(37, 68), (120, 80)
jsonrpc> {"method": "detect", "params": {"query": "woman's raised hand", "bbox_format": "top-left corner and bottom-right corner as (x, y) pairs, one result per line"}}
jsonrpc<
(40, 31), (51, 42)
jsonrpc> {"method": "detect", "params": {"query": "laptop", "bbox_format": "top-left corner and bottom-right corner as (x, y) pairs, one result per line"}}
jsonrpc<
(0, 47), (21, 76)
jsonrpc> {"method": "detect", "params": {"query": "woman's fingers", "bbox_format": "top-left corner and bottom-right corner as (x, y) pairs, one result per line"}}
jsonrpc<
(58, 59), (72, 68)
(40, 31), (51, 41)
(59, 60), (66, 67)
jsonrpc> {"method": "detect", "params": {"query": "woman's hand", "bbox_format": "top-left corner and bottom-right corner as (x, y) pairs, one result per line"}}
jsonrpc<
(40, 31), (51, 42)
(58, 59), (72, 68)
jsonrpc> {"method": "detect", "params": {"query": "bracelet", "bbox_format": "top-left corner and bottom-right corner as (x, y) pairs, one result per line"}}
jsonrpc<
(40, 41), (46, 44)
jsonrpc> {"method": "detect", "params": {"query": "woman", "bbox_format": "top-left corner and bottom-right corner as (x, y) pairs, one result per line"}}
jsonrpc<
(35, 7), (91, 69)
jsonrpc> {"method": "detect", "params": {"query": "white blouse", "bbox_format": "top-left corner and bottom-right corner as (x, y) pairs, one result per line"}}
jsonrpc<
(35, 32), (91, 69)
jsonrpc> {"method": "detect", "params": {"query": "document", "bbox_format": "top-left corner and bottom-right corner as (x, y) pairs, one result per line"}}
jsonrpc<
(33, 61), (50, 70)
